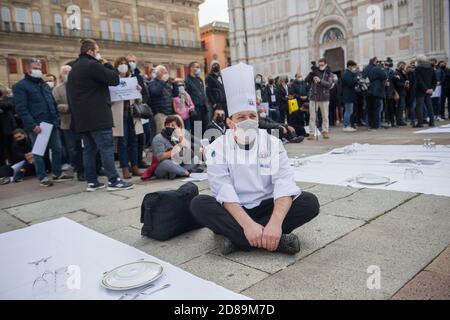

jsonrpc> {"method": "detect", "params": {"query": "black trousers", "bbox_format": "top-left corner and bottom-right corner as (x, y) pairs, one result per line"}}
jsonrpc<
(416, 96), (434, 126)
(190, 191), (320, 251)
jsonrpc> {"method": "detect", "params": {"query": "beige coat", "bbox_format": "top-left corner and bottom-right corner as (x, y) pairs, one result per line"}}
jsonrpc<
(111, 100), (143, 137)
(52, 83), (71, 130)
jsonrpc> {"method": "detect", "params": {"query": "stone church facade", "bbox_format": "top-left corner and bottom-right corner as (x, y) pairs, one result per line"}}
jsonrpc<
(228, 0), (450, 77)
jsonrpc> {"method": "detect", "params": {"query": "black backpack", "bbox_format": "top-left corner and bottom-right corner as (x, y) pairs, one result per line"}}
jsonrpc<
(140, 182), (202, 241)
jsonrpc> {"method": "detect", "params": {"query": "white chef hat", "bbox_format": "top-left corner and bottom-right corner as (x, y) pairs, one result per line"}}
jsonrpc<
(221, 63), (257, 117)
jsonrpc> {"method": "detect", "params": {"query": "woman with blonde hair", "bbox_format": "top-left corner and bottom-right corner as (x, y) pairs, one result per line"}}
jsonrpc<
(112, 56), (143, 179)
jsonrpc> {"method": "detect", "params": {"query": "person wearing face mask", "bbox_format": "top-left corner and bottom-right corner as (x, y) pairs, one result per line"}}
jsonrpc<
(151, 115), (201, 179)
(392, 61), (408, 126)
(67, 39), (133, 192)
(52, 65), (85, 181)
(185, 61), (209, 133)
(172, 80), (195, 131)
(205, 107), (228, 144)
(275, 76), (290, 124)
(13, 58), (71, 187)
(305, 58), (334, 139)
(44, 74), (57, 90)
(341, 60), (359, 132)
(111, 57), (143, 179)
(190, 63), (320, 256)
(262, 77), (280, 122)
(149, 65), (179, 134)
(206, 60), (228, 116)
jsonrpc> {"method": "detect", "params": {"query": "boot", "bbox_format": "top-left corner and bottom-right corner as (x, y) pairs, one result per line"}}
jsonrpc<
(122, 167), (132, 179)
(131, 166), (142, 177)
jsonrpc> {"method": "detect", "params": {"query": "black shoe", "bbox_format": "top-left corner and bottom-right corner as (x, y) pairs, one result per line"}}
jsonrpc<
(77, 173), (86, 182)
(138, 161), (149, 169)
(413, 124), (424, 128)
(189, 166), (204, 174)
(276, 234), (301, 255)
(429, 123), (435, 127)
(220, 237), (238, 255)
(107, 178), (134, 191)
(288, 136), (305, 144)
(397, 122), (407, 126)
(86, 182), (106, 192)
(97, 168), (106, 176)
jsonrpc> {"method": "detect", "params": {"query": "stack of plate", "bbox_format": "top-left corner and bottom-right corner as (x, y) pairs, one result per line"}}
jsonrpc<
(101, 261), (163, 290)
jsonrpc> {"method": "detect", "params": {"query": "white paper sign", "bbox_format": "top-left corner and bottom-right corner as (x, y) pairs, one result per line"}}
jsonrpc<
(109, 77), (142, 102)
(31, 122), (53, 156)
(432, 85), (442, 98)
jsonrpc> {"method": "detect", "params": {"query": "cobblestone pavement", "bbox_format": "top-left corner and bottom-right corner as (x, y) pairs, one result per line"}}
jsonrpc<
(1, 123), (450, 299)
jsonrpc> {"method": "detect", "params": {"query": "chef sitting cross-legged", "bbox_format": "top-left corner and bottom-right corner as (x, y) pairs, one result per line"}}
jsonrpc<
(190, 63), (320, 255)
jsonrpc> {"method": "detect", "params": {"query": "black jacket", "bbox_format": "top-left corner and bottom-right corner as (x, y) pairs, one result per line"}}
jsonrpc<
(341, 69), (358, 104)
(0, 97), (17, 136)
(362, 62), (387, 98)
(290, 80), (309, 100)
(275, 84), (289, 111)
(185, 74), (207, 108)
(392, 69), (408, 97)
(205, 72), (227, 109)
(414, 62), (437, 98)
(10, 138), (32, 165)
(149, 79), (179, 115)
(263, 85), (278, 107)
(67, 54), (120, 133)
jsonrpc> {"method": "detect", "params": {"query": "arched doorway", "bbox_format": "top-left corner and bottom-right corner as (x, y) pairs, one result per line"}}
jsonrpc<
(324, 47), (345, 74)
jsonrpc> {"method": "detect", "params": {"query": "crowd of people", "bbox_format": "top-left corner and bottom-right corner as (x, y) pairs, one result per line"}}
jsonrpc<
(0, 37), (449, 189)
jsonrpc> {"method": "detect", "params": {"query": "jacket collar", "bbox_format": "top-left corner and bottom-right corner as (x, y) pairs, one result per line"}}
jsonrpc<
(25, 74), (44, 84)
(78, 53), (98, 62)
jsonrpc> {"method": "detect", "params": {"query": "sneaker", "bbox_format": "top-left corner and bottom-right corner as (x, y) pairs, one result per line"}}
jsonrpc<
(322, 131), (330, 139)
(307, 134), (315, 141)
(53, 173), (73, 182)
(276, 234), (301, 255)
(39, 177), (54, 187)
(220, 237), (238, 255)
(107, 178), (134, 191)
(436, 116), (444, 122)
(343, 127), (356, 132)
(0, 176), (10, 185)
(86, 182), (106, 192)
(61, 163), (72, 171)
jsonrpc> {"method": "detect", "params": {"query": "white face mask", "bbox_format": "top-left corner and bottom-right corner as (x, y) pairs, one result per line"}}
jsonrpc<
(129, 62), (137, 72)
(234, 119), (259, 144)
(319, 65), (326, 71)
(118, 64), (129, 74)
(259, 112), (267, 118)
(178, 86), (185, 94)
(162, 74), (170, 82)
(46, 81), (55, 89)
(95, 53), (102, 61)
(30, 69), (42, 78)
(195, 68), (201, 76)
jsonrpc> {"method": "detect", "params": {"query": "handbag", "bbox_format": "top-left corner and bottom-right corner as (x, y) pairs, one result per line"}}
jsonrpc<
(132, 101), (153, 119)
(288, 99), (299, 115)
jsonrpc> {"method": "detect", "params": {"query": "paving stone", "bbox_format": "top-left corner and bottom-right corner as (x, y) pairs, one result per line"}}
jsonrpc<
(320, 189), (417, 221)
(387, 194), (450, 217)
(179, 254), (269, 293)
(425, 246), (450, 277)
(305, 184), (360, 206)
(30, 210), (98, 225)
(391, 271), (450, 300)
(82, 207), (140, 234)
(242, 259), (396, 300)
(137, 228), (219, 265)
(0, 210), (27, 234)
(5, 191), (124, 223)
(105, 226), (153, 247)
(83, 196), (142, 216)
(218, 214), (365, 274)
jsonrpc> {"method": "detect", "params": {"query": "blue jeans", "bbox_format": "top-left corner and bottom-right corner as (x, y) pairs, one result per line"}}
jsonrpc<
(343, 103), (354, 128)
(81, 128), (119, 184)
(30, 127), (62, 181)
(63, 129), (83, 175)
(118, 116), (138, 169)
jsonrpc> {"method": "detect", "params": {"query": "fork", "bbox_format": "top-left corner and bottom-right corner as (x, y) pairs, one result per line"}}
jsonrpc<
(118, 283), (155, 300)
(131, 284), (171, 300)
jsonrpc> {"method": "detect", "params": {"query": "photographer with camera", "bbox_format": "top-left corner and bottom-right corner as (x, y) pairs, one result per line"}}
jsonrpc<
(362, 57), (388, 130)
(305, 58), (334, 140)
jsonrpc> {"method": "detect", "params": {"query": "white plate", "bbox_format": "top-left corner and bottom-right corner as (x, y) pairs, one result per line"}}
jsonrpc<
(356, 174), (390, 185)
(101, 261), (163, 291)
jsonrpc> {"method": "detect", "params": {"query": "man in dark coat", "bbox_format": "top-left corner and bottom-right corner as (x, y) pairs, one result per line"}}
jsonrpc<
(413, 55), (437, 128)
(68, 39), (133, 192)
(392, 61), (408, 126)
(14, 58), (70, 186)
(185, 61), (209, 133)
(205, 61), (227, 115)
(0, 85), (16, 166)
(263, 77), (280, 122)
(362, 57), (388, 130)
(341, 60), (358, 131)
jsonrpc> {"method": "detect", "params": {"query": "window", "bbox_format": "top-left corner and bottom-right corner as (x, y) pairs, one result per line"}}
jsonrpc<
(262, 38), (266, 55)
(8, 58), (17, 74)
(32, 11), (41, 33)
(159, 26), (167, 45)
(124, 23), (132, 41)
(54, 13), (63, 35)
(180, 29), (188, 47)
(189, 30), (196, 47)
(148, 25), (157, 44)
(172, 28), (178, 46)
(15, 7), (29, 32)
(111, 19), (121, 41)
(1, 7), (11, 31)
(100, 20), (109, 39)
(139, 24), (147, 42)
(283, 33), (288, 51)
(83, 17), (92, 37)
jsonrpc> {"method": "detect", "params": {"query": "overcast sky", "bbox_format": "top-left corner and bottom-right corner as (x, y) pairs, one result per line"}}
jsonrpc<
(199, 0), (229, 26)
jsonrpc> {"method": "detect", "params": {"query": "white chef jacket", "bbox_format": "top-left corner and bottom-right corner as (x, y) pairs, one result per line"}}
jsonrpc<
(206, 129), (301, 209)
